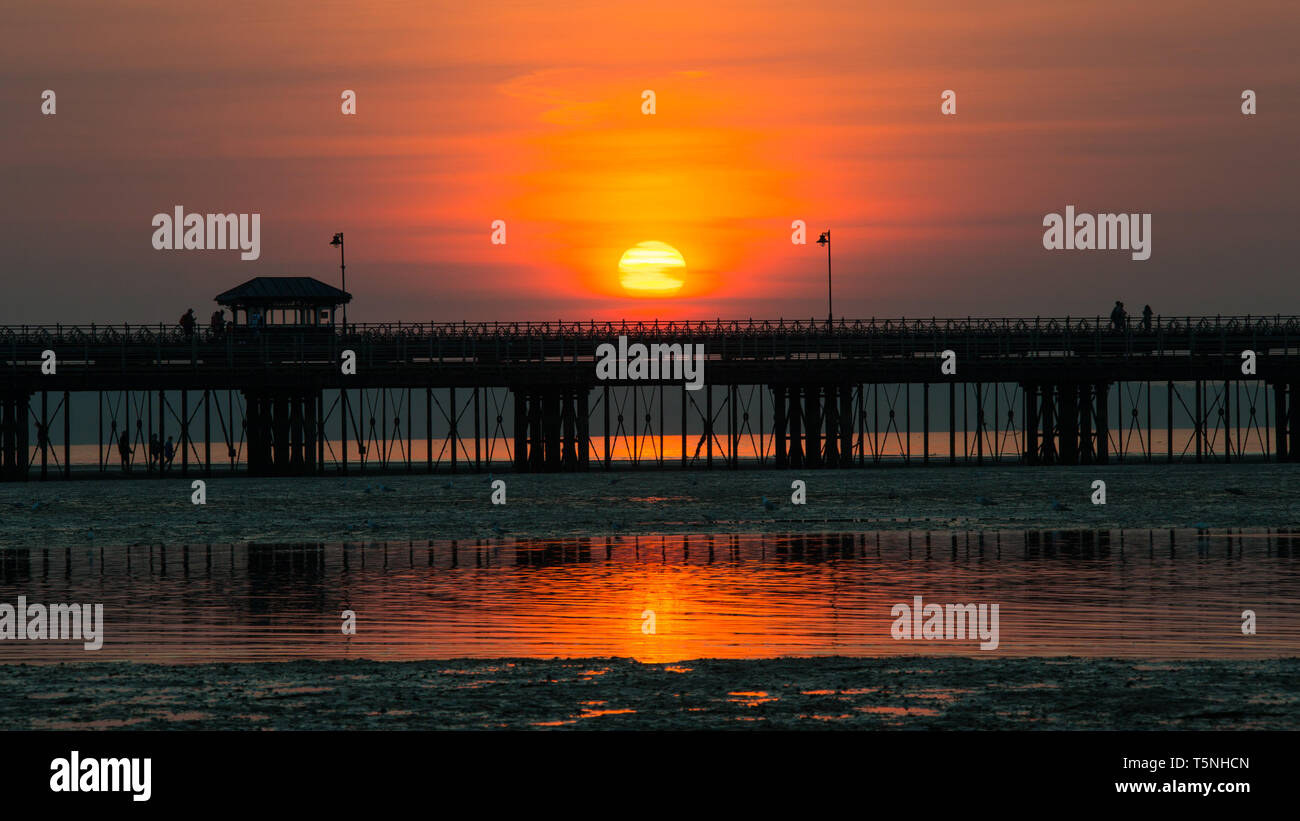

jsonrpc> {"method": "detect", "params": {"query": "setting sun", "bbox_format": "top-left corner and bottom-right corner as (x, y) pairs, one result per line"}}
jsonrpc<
(618, 241), (686, 296)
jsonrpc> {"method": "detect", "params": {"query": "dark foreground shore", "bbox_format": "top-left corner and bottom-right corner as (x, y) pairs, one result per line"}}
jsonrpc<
(3, 657), (1296, 730)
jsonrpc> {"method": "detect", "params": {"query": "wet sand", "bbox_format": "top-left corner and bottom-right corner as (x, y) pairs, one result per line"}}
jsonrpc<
(2, 656), (1296, 730)
(2, 463), (1298, 547)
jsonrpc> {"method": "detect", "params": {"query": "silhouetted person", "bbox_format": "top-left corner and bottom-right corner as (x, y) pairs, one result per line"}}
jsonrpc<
(164, 436), (175, 468)
(1110, 301), (1127, 331)
(149, 433), (161, 469)
(1141, 304), (1153, 333)
(180, 308), (197, 338)
(118, 431), (131, 471)
(35, 423), (49, 455)
(210, 309), (225, 336)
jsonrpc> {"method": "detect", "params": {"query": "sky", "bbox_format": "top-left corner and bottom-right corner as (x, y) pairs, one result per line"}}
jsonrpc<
(2, 0), (1297, 324)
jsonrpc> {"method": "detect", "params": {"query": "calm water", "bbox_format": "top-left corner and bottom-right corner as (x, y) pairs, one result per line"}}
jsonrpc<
(1, 530), (1298, 663)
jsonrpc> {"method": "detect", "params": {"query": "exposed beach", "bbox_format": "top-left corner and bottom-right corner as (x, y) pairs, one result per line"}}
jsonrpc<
(2, 656), (1296, 730)
(2, 463), (1298, 547)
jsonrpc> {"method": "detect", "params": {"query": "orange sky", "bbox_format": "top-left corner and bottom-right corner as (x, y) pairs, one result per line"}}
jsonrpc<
(2, 0), (1297, 322)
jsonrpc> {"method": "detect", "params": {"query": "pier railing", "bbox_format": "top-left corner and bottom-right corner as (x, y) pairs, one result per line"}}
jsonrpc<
(4, 314), (1300, 340)
(3, 314), (1298, 365)
(2, 315), (1297, 383)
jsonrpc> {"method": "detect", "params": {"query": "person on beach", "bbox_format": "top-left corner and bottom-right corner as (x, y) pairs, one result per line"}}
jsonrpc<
(149, 433), (161, 469)
(118, 431), (131, 471)
(1110, 301), (1127, 331)
(164, 436), (175, 468)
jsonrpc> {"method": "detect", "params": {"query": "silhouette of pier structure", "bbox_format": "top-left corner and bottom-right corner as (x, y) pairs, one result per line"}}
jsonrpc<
(4, 313), (1300, 479)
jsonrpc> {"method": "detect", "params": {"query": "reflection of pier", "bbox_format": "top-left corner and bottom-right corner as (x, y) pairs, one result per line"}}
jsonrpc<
(2, 532), (1297, 581)
(4, 313), (1300, 479)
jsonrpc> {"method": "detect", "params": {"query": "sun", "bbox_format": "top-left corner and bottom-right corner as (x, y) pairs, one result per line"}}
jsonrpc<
(618, 241), (686, 296)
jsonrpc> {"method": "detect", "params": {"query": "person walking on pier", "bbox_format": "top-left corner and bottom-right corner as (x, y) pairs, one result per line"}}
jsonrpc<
(1141, 304), (1153, 333)
(180, 308), (197, 339)
(1110, 301), (1127, 332)
(210, 309), (226, 337)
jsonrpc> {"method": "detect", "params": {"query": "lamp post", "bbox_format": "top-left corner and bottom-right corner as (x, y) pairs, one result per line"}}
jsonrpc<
(330, 232), (346, 331)
(816, 230), (832, 326)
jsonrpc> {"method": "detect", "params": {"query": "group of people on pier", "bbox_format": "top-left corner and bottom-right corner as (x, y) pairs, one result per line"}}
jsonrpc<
(1110, 301), (1154, 333)
(176, 308), (232, 338)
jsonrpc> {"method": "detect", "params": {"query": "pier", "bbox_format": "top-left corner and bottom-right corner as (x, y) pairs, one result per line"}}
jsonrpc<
(3, 313), (1300, 479)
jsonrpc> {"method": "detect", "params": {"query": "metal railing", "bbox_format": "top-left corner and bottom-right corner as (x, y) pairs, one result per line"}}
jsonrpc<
(1, 314), (1297, 344)
(0, 315), (1295, 376)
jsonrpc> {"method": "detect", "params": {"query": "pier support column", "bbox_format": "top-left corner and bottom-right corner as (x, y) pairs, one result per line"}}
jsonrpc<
(0, 391), (31, 481)
(839, 384), (853, 467)
(241, 387), (322, 476)
(513, 390), (528, 470)
(770, 384), (852, 469)
(1289, 382), (1300, 462)
(803, 386), (821, 467)
(788, 387), (804, 468)
(1022, 383), (1039, 465)
(1078, 384), (1094, 464)
(511, 386), (589, 472)
(1059, 383), (1079, 464)
(1095, 383), (1110, 464)
(1022, 381), (1112, 466)
(823, 385), (839, 466)
(772, 386), (788, 469)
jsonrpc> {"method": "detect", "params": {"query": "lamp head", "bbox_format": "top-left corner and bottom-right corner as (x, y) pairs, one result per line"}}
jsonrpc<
(330, 233), (344, 246)
(816, 231), (829, 245)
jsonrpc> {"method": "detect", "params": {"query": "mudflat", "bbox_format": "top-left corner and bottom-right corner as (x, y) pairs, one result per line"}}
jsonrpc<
(2, 463), (1297, 547)
(2, 656), (1296, 730)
